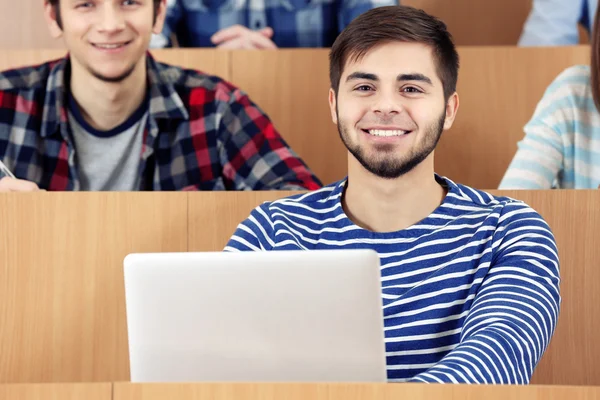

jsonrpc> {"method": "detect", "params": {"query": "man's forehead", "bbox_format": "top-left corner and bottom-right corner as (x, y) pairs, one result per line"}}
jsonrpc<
(341, 42), (439, 81)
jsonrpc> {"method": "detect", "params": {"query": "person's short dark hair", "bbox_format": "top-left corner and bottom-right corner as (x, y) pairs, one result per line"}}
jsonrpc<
(329, 5), (459, 102)
(47, 0), (163, 30)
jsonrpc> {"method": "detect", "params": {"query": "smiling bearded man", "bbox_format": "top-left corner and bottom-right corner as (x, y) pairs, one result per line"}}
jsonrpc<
(225, 5), (561, 385)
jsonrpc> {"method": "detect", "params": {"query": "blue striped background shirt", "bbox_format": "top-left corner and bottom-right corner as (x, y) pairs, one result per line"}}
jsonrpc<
(500, 65), (600, 189)
(225, 176), (561, 383)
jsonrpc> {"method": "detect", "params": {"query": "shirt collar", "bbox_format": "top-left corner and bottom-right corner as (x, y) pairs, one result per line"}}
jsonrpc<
(146, 53), (189, 121)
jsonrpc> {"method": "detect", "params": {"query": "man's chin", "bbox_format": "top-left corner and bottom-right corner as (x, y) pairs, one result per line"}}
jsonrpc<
(88, 65), (138, 83)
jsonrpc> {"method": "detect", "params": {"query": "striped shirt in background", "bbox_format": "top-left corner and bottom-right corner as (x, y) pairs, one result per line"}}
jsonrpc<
(225, 176), (560, 383)
(500, 65), (600, 189)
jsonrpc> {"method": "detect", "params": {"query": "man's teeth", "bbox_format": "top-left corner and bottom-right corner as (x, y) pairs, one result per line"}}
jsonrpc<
(95, 43), (126, 49)
(368, 129), (408, 137)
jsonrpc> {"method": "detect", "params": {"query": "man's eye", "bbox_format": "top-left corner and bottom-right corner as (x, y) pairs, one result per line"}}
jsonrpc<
(355, 85), (373, 92)
(403, 87), (422, 93)
(76, 2), (94, 8)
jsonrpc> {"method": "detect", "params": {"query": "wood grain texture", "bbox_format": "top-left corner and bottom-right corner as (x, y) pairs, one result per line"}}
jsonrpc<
(187, 191), (296, 251)
(488, 190), (600, 385)
(0, 383), (111, 400)
(404, 0), (532, 46)
(113, 383), (600, 400)
(438, 46), (590, 189)
(0, 2), (64, 49)
(0, 193), (188, 383)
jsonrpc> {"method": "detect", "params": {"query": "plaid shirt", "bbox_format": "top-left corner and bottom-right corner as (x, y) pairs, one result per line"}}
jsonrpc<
(0, 55), (322, 191)
(150, 0), (396, 48)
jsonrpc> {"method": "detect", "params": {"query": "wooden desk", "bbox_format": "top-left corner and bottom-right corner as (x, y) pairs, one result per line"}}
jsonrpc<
(0, 383), (110, 400)
(113, 383), (600, 400)
(0, 193), (188, 383)
(1, 190), (599, 385)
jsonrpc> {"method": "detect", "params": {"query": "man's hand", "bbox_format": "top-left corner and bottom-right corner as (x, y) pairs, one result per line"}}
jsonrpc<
(211, 25), (277, 49)
(0, 177), (42, 192)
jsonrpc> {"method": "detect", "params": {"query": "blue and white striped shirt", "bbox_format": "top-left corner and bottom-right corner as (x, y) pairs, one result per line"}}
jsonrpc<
(500, 65), (600, 189)
(225, 176), (561, 383)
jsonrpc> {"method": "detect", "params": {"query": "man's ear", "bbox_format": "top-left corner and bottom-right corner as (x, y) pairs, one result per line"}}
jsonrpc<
(152, 0), (168, 34)
(44, 1), (63, 38)
(328, 88), (338, 125)
(443, 92), (459, 131)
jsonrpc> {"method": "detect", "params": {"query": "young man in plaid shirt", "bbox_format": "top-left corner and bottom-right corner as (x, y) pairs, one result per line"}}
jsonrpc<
(0, 0), (321, 192)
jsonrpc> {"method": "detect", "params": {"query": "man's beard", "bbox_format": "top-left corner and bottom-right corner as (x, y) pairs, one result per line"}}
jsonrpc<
(87, 62), (138, 83)
(337, 112), (446, 179)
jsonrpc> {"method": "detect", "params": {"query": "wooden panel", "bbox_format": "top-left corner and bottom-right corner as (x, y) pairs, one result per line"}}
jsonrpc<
(440, 45), (590, 189)
(151, 49), (231, 80)
(230, 49), (344, 185)
(488, 190), (600, 386)
(0, 383), (111, 400)
(188, 190), (600, 386)
(114, 383), (600, 400)
(230, 46), (591, 188)
(188, 191), (297, 251)
(404, 0), (532, 46)
(0, 49), (230, 81)
(0, 1), (63, 49)
(0, 193), (188, 383)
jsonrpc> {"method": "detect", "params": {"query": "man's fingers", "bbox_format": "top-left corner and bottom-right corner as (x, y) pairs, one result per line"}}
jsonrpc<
(216, 37), (248, 49)
(0, 177), (41, 192)
(249, 32), (277, 49)
(258, 27), (274, 38)
(211, 25), (247, 44)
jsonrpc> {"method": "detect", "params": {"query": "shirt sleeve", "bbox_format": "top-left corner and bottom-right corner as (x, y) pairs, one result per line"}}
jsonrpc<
(338, 0), (398, 32)
(409, 203), (560, 384)
(224, 204), (275, 252)
(217, 87), (322, 191)
(518, 0), (585, 46)
(499, 70), (578, 189)
(149, 0), (183, 48)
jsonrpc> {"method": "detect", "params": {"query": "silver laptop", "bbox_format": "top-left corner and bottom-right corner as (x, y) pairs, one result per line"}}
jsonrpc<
(124, 250), (386, 383)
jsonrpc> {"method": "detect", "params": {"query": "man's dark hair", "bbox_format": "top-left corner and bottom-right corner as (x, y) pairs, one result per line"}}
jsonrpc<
(329, 5), (459, 101)
(47, 0), (163, 29)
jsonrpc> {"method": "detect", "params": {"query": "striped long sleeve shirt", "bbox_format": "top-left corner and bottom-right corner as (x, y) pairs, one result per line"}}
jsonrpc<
(500, 65), (600, 189)
(225, 176), (561, 383)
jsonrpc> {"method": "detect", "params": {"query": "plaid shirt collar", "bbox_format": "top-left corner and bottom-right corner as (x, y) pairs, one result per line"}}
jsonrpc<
(40, 53), (190, 141)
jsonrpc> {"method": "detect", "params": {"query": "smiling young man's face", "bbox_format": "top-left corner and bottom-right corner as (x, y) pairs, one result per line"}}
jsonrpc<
(45, 0), (166, 83)
(329, 41), (458, 179)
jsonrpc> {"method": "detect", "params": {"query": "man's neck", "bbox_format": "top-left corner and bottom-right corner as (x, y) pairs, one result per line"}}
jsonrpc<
(342, 155), (446, 233)
(68, 57), (148, 132)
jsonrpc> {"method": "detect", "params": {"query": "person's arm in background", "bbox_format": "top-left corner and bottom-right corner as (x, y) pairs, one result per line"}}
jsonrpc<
(498, 67), (584, 189)
(410, 202), (560, 383)
(338, 0), (398, 32)
(519, 0), (586, 46)
(214, 85), (322, 191)
(150, 0), (184, 48)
